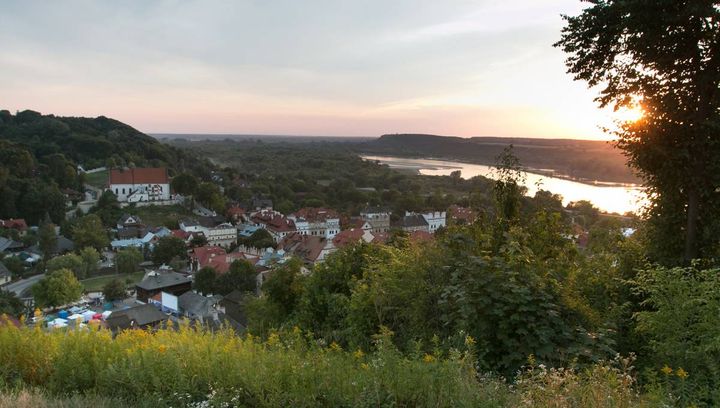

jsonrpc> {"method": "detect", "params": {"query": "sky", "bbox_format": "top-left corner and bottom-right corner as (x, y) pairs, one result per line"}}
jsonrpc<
(0, 0), (620, 139)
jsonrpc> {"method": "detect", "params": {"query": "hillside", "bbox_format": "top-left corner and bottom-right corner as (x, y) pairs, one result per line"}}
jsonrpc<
(358, 134), (637, 184)
(0, 110), (214, 224)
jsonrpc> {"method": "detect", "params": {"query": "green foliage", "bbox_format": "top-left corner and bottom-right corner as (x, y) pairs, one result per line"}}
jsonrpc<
(170, 173), (199, 196)
(634, 264), (720, 405)
(556, 1), (720, 263)
(91, 191), (122, 227)
(194, 266), (218, 296)
(1, 257), (24, 278)
(0, 291), (23, 317)
(46, 253), (84, 279)
(31, 268), (83, 308)
(38, 223), (57, 260)
(78, 247), (100, 278)
(196, 182), (226, 213)
(215, 260), (257, 295)
(115, 247), (142, 274)
(238, 228), (275, 249)
(71, 215), (110, 251)
(151, 236), (187, 265)
(102, 278), (127, 301)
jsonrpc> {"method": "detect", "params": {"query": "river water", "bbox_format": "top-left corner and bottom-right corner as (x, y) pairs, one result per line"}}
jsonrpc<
(362, 155), (647, 215)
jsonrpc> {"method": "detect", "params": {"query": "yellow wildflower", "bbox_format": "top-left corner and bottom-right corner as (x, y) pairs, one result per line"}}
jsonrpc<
(464, 335), (476, 347)
(423, 354), (435, 363)
(329, 342), (342, 352)
(676, 367), (688, 379)
(661, 365), (673, 376)
(353, 349), (365, 359)
(360, 363), (369, 370)
(267, 332), (280, 347)
(158, 345), (167, 353)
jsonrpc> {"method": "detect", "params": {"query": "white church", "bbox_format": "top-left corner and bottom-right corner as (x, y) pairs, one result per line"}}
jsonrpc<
(108, 167), (171, 203)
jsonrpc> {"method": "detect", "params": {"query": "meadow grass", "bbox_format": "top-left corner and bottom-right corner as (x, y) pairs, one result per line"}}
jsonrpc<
(0, 321), (667, 407)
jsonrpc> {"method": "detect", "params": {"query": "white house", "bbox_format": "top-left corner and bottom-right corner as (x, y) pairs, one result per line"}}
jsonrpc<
(287, 208), (340, 239)
(205, 223), (238, 247)
(405, 211), (446, 233)
(109, 168), (170, 203)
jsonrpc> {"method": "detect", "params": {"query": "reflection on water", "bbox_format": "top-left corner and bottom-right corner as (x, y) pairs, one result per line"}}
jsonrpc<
(362, 155), (647, 214)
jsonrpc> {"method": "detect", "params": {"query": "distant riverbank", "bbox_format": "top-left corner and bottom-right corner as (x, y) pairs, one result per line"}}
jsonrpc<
(362, 155), (647, 214)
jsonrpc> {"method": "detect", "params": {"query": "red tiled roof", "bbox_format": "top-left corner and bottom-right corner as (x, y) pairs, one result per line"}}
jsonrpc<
(280, 233), (327, 263)
(251, 211), (296, 233)
(291, 207), (339, 222)
(172, 229), (191, 240)
(192, 246), (227, 269)
(109, 168), (169, 185)
(333, 228), (365, 248)
(0, 219), (27, 231)
(448, 205), (476, 224)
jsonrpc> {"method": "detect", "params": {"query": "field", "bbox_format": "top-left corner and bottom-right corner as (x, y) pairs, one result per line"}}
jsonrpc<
(128, 204), (194, 229)
(80, 271), (145, 292)
(82, 170), (109, 188)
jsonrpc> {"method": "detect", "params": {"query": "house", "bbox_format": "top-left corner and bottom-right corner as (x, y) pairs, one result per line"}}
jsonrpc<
(332, 228), (380, 248)
(0, 237), (24, 253)
(279, 232), (333, 264)
(448, 205), (477, 225)
(110, 231), (158, 250)
(396, 213), (429, 233)
(227, 205), (247, 224)
(360, 207), (391, 233)
(135, 270), (192, 303)
(416, 211), (446, 232)
(0, 261), (11, 286)
(287, 208), (341, 239)
(0, 219), (28, 236)
(178, 291), (223, 322)
(191, 245), (249, 273)
(251, 196), (273, 211)
(28, 235), (75, 256)
(205, 223), (238, 247)
(105, 304), (169, 332)
(116, 214), (144, 230)
(108, 167), (170, 203)
(250, 210), (296, 243)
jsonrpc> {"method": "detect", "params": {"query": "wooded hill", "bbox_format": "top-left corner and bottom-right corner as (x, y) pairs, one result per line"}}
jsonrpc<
(358, 134), (637, 184)
(0, 110), (214, 224)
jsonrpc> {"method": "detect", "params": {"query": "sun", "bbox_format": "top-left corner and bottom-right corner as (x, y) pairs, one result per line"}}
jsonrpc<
(615, 105), (644, 122)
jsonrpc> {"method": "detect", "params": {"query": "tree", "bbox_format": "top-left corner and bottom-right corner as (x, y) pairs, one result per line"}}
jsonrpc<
(556, 1), (720, 263)
(78, 247), (100, 278)
(72, 214), (109, 250)
(91, 191), (122, 227)
(32, 269), (83, 308)
(194, 266), (218, 296)
(171, 173), (199, 196)
(46, 253), (84, 279)
(215, 260), (257, 295)
(116, 247), (143, 274)
(0, 291), (23, 317)
(102, 279), (127, 301)
(238, 228), (275, 249)
(152, 236), (187, 265)
(2, 257), (24, 278)
(38, 222), (57, 260)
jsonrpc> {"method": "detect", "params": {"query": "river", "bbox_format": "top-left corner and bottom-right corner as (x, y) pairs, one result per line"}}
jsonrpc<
(362, 155), (647, 215)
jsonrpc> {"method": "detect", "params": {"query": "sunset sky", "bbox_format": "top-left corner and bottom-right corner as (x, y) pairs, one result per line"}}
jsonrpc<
(1, 1), (620, 139)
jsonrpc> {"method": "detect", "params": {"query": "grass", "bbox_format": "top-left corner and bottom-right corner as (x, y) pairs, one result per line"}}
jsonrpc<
(80, 271), (145, 292)
(0, 323), (668, 407)
(82, 170), (109, 189)
(127, 204), (194, 229)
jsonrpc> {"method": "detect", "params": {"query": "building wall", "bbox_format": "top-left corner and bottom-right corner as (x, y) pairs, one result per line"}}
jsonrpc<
(419, 211), (446, 233)
(361, 213), (390, 233)
(110, 183), (170, 202)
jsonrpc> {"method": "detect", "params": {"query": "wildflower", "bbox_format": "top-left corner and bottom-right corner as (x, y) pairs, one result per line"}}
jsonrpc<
(423, 353), (435, 363)
(353, 348), (365, 359)
(267, 332), (280, 347)
(329, 342), (342, 352)
(661, 365), (673, 376)
(158, 344), (167, 353)
(360, 363), (369, 370)
(464, 335), (476, 347)
(676, 367), (688, 379)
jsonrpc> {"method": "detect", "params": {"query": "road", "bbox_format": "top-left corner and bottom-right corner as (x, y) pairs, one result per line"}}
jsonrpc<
(3, 274), (45, 297)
